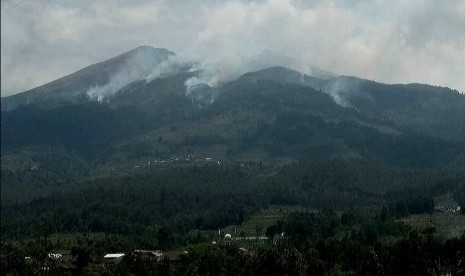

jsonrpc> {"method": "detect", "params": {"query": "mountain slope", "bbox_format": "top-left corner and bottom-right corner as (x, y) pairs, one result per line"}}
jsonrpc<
(2, 46), (465, 243)
(1, 46), (175, 111)
(2, 46), (465, 171)
(242, 67), (465, 141)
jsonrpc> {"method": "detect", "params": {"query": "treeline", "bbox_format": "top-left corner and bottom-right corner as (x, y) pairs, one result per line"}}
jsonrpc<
(1, 164), (260, 240)
(177, 233), (464, 276)
(2, 157), (463, 241)
(3, 210), (464, 275)
(1, 147), (89, 205)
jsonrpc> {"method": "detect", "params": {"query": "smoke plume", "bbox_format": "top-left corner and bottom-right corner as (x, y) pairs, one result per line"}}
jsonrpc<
(2, 0), (464, 97)
(87, 48), (189, 101)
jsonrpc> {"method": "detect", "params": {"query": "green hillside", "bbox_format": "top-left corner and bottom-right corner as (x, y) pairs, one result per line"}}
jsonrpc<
(2, 46), (465, 275)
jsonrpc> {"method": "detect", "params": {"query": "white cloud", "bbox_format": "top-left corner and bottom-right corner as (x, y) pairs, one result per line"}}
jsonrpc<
(1, 0), (464, 96)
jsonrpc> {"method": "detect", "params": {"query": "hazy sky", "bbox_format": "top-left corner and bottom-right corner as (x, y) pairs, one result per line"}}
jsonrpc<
(1, 0), (465, 96)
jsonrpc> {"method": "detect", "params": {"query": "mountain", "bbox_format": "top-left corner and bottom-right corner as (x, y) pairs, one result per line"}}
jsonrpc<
(236, 66), (465, 140)
(2, 46), (465, 191)
(2, 46), (465, 163)
(2, 46), (465, 247)
(0, 46), (177, 111)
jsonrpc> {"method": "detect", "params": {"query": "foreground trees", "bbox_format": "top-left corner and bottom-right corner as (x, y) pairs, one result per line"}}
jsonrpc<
(2, 209), (464, 275)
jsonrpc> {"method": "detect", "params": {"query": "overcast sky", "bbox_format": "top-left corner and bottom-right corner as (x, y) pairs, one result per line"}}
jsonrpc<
(1, 0), (465, 96)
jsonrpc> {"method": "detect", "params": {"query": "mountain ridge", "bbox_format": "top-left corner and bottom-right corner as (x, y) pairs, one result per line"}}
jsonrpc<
(2, 46), (465, 247)
(2, 46), (462, 113)
(2, 46), (465, 166)
(1, 46), (174, 111)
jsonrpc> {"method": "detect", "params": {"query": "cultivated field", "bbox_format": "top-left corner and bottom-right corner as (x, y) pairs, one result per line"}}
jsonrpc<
(401, 193), (465, 239)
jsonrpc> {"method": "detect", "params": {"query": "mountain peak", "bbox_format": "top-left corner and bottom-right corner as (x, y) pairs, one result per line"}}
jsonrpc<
(1, 46), (178, 111)
(238, 66), (326, 90)
(124, 46), (174, 58)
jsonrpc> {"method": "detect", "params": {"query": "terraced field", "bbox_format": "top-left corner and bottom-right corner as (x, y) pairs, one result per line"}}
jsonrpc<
(401, 193), (465, 239)
(223, 205), (307, 237)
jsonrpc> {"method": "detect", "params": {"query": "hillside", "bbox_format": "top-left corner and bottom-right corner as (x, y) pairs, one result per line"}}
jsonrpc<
(2, 46), (465, 247)
(0, 46), (177, 111)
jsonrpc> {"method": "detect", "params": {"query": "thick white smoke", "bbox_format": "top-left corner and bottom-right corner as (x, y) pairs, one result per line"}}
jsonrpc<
(82, 43), (358, 108)
(87, 49), (190, 101)
(3, 0), (464, 97)
(322, 78), (357, 108)
(183, 49), (306, 96)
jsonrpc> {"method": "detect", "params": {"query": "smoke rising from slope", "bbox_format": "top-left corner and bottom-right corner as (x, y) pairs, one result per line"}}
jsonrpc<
(179, 0), (465, 94)
(87, 49), (189, 101)
(2, 0), (465, 97)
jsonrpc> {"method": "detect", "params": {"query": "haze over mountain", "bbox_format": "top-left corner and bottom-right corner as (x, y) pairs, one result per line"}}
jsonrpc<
(3, 1), (465, 273)
(2, 45), (465, 275)
(1, 46), (182, 111)
(3, 1), (465, 97)
(2, 45), (465, 167)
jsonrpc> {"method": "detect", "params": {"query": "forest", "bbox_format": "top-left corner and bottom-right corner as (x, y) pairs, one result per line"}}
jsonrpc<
(2, 56), (465, 274)
(2, 156), (465, 274)
(2, 207), (465, 275)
